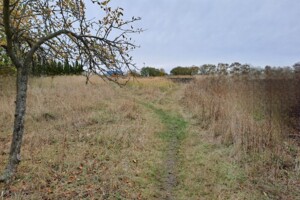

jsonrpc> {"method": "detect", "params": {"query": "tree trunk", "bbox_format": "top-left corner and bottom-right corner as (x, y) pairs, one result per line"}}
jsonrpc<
(0, 66), (29, 182)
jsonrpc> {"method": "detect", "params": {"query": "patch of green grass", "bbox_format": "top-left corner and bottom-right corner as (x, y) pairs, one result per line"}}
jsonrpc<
(176, 128), (264, 200)
(142, 103), (187, 141)
(253, 109), (265, 121)
(141, 102), (189, 198)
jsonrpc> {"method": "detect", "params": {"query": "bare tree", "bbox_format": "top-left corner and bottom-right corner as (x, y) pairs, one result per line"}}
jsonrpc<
(0, 0), (141, 182)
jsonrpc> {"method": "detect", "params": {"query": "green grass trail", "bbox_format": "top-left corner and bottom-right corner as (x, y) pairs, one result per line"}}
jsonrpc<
(143, 102), (187, 199)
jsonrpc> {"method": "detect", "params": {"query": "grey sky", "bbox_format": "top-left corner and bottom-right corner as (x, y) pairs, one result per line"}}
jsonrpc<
(89, 0), (300, 72)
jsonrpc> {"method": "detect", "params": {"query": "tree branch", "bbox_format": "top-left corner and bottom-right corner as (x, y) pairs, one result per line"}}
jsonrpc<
(3, 0), (22, 68)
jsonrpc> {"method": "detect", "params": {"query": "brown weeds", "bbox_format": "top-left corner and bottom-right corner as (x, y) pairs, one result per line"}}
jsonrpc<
(183, 74), (300, 198)
(0, 76), (165, 199)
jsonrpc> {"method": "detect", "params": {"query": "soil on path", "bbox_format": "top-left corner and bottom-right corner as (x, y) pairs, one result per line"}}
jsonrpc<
(161, 136), (180, 200)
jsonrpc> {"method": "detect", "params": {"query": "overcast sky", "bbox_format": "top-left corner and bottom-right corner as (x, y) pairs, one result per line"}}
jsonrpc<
(89, 0), (300, 72)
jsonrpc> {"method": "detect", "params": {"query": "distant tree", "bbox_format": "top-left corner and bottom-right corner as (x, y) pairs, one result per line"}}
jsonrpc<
(216, 63), (229, 75)
(73, 61), (84, 75)
(0, 0), (141, 182)
(141, 67), (166, 77)
(57, 61), (64, 75)
(170, 66), (199, 75)
(158, 68), (166, 76)
(140, 67), (149, 76)
(170, 66), (183, 75)
(293, 62), (300, 74)
(63, 59), (71, 75)
(190, 66), (200, 75)
(200, 64), (216, 75)
(229, 62), (242, 74)
(265, 65), (273, 77)
(240, 64), (251, 75)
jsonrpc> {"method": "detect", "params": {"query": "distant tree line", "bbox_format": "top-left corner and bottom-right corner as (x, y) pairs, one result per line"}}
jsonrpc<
(170, 62), (300, 76)
(1, 50), (299, 78)
(199, 62), (299, 77)
(0, 51), (84, 76)
(134, 62), (300, 77)
(31, 59), (84, 76)
(199, 62), (251, 75)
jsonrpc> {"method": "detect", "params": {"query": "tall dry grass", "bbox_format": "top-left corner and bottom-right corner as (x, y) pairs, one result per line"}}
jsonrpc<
(183, 74), (300, 198)
(0, 76), (167, 199)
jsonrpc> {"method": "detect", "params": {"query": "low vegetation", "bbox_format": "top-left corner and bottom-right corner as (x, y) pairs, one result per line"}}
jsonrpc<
(0, 74), (299, 199)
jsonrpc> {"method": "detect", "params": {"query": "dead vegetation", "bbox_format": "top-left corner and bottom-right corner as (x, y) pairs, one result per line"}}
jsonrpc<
(0, 76), (168, 199)
(1, 75), (299, 199)
(182, 75), (300, 199)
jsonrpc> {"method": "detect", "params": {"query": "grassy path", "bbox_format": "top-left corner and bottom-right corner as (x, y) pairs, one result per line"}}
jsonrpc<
(135, 83), (262, 199)
(143, 103), (187, 199)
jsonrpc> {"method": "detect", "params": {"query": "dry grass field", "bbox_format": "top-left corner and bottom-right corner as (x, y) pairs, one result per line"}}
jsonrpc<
(182, 75), (300, 199)
(0, 76), (174, 199)
(0, 75), (299, 199)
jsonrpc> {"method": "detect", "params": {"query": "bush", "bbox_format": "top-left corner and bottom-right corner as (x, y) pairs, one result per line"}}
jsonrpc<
(170, 66), (199, 75)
